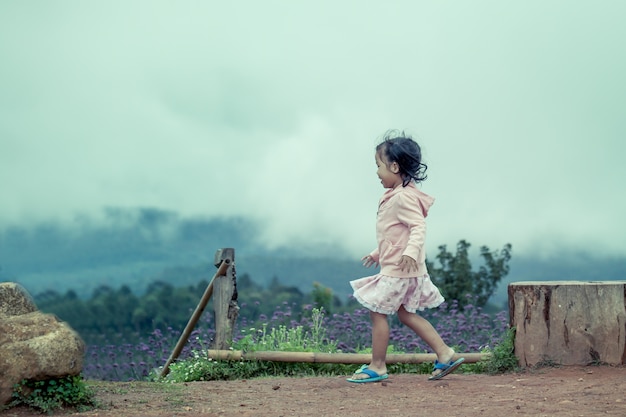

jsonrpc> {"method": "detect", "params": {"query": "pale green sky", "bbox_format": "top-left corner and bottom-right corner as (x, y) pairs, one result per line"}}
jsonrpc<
(1, 1), (625, 257)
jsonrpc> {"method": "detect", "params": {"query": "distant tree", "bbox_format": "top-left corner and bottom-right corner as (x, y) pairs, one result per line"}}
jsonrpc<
(311, 282), (333, 313)
(36, 289), (96, 337)
(427, 240), (512, 309)
(34, 289), (62, 304)
(35, 269), (347, 344)
(64, 290), (79, 301)
(238, 273), (263, 292)
(91, 285), (113, 299)
(268, 276), (282, 291)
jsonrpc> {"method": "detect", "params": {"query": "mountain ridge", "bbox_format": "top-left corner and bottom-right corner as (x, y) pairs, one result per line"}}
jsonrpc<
(2, 209), (624, 308)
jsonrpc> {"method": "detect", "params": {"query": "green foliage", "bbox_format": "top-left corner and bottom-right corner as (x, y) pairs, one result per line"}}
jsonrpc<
(254, 308), (337, 353)
(9, 375), (96, 413)
(164, 308), (346, 382)
(427, 240), (512, 309)
(35, 274), (318, 344)
(470, 327), (519, 375)
(311, 282), (333, 313)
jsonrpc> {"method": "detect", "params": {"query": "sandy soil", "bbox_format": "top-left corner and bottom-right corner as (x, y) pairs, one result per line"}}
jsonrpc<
(2, 366), (625, 417)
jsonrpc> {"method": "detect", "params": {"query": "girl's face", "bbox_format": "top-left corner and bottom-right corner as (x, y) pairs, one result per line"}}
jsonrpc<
(375, 150), (402, 189)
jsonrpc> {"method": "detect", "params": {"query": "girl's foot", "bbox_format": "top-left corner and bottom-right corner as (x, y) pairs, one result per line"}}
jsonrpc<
(431, 348), (455, 378)
(349, 364), (388, 382)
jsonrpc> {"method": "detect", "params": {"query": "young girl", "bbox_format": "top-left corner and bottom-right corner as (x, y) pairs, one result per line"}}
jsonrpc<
(347, 130), (464, 383)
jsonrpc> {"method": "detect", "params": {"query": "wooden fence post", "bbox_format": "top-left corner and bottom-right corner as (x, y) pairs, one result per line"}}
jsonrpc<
(160, 255), (231, 378)
(213, 248), (238, 350)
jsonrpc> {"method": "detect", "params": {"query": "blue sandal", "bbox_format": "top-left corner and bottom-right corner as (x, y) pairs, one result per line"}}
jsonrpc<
(428, 357), (465, 381)
(347, 365), (389, 383)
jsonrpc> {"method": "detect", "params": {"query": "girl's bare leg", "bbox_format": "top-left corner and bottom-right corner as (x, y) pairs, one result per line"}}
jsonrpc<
(397, 306), (455, 376)
(351, 311), (389, 379)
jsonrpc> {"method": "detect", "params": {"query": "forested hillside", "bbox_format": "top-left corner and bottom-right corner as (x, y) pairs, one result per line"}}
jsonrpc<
(2, 208), (625, 309)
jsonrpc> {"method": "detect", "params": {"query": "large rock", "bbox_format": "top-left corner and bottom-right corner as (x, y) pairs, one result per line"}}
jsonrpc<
(0, 282), (38, 316)
(0, 283), (85, 406)
(509, 281), (626, 366)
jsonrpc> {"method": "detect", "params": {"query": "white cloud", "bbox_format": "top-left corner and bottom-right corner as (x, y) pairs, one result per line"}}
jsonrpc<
(1, 1), (625, 258)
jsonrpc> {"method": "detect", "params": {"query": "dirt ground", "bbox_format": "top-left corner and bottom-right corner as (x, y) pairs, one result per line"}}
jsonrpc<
(3, 366), (625, 417)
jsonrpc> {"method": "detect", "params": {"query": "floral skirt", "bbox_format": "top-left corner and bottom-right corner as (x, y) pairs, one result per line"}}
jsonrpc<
(350, 273), (445, 315)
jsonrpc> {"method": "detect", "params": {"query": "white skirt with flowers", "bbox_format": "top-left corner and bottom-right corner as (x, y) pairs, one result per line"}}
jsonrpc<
(350, 273), (445, 315)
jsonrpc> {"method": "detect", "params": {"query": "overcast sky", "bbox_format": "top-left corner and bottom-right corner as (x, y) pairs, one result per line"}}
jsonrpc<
(1, 1), (625, 260)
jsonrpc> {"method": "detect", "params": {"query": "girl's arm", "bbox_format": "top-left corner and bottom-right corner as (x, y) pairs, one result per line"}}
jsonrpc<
(396, 192), (427, 262)
(362, 252), (379, 268)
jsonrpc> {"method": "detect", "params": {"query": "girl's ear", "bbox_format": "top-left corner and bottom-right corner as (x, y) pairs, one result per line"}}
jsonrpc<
(390, 162), (400, 174)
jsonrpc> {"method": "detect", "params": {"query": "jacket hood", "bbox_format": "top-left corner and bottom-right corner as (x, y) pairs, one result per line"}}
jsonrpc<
(383, 182), (434, 217)
(414, 186), (434, 217)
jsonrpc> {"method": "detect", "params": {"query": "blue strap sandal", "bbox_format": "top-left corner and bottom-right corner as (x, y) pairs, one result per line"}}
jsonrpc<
(347, 365), (389, 383)
(428, 357), (465, 381)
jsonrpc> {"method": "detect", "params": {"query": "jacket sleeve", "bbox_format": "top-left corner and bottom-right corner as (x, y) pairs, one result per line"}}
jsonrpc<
(396, 191), (426, 261)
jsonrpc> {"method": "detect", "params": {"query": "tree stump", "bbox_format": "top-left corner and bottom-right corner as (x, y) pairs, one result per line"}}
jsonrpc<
(508, 281), (626, 366)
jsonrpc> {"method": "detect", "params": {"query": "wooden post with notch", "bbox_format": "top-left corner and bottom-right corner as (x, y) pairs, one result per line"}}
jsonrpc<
(159, 250), (232, 378)
(213, 248), (239, 350)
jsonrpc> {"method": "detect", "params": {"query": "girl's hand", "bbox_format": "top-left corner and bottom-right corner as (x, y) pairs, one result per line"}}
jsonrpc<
(398, 255), (417, 272)
(361, 255), (379, 268)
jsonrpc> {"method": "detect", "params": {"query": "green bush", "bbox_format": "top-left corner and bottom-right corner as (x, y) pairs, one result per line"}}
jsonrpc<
(10, 375), (96, 414)
(480, 327), (519, 374)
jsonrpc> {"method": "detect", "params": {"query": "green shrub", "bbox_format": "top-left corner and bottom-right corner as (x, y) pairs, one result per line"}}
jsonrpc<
(481, 327), (519, 374)
(10, 375), (96, 413)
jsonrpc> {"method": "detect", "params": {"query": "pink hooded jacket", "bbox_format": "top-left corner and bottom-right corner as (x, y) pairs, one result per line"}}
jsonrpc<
(368, 182), (434, 278)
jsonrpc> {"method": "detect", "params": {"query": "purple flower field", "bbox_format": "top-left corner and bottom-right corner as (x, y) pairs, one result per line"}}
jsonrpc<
(84, 298), (509, 381)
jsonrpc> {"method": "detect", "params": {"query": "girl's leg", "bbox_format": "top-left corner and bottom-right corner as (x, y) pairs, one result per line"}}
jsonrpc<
(351, 311), (389, 379)
(397, 306), (455, 375)
(369, 311), (390, 372)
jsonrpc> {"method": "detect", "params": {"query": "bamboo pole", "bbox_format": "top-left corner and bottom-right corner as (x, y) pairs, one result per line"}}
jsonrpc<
(207, 350), (490, 364)
(160, 258), (231, 378)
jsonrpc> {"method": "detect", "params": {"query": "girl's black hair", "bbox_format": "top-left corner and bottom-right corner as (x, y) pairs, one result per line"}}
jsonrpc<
(376, 130), (428, 187)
